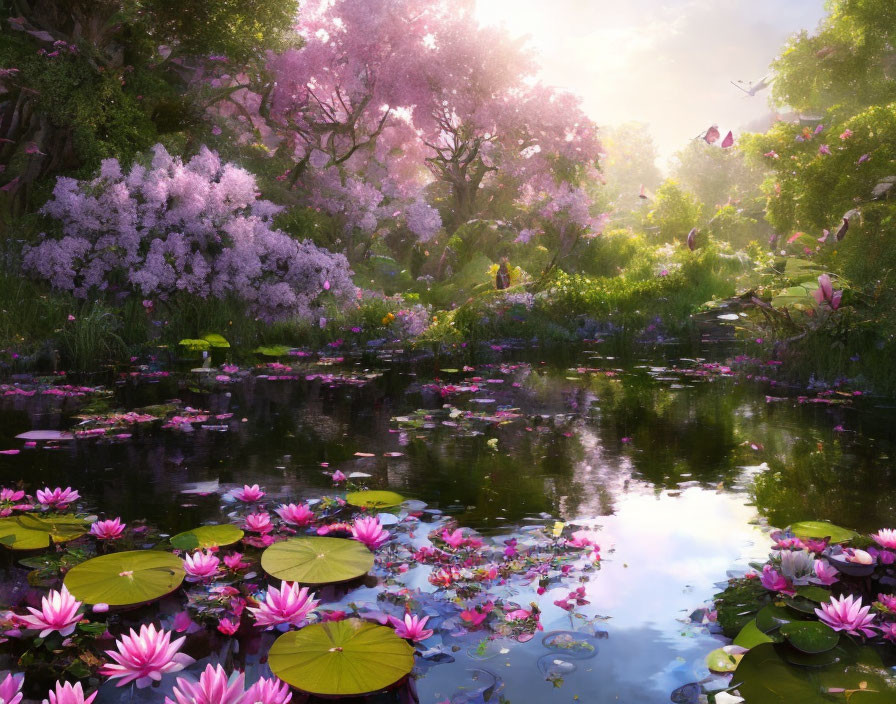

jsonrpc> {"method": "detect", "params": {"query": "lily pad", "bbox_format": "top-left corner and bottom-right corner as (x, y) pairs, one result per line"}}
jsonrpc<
(795, 585), (831, 603)
(170, 524), (244, 550)
(779, 622), (839, 654)
(202, 333), (230, 348)
(64, 550), (185, 605)
(261, 537), (374, 584)
(789, 521), (857, 544)
(268, 619), (414, 696)
(755, 605), (800, 634)
(179, 338), (210, 352)
(733, 619), (775, 649)
(0, 514), (89, 550)
(254, 345), (294, 357)
(707, 646), (745, 673)
(345, 490), (405, 509)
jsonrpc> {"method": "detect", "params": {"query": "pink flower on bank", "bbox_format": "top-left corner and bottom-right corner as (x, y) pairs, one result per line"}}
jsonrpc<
(871, 528), (896, 550)
(20, 586), (82, 637)
(41, 681), (96, 704)
(36, 486), (79, 509)
(248, 582), (318, 629)
(388, 613), (433, 642)
(233, 484), (265, 502)
(351, 516), (390, 550)
(90, 518), (125, 540)
(812, 559), (839, 586)
(568, 530), (600, 550)
(442, 528), (465, 549)
(183, 551), (220, 581)
(275, 503), (314, 526)
(245, 677), (292, 704)
(0, 672), (23, 704)
(244, 512), (273, 534)
(759, 565), (790, 593)
(100, 624), (194, 687)
(815, 594), (876, 637)
(164, 664), (245, 704)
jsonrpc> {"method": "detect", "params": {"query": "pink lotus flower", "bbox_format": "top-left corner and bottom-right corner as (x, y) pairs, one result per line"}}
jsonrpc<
(812, 559), (839, 586)
(0, 672), (23, 704)
(880, 622), (896, 643)
(245, 677), (293, 704)
(460, 602), (493, 627)
(164, 664), (245, 704)
(815, 594), (876, 637)
(223, 552), (249, 570)
(759, 565), (790, 593)
(90, 518), (126, 540)
(442, 528), (465, 549)
(871, 528), (896, 550)
(0, 488), (25, 502)
(183, 551), (220, 581)
(35, 486), (79, 509)
(20, 586), (82, 637)
(877, 593), (896, 613)
(41, 681), (96, 704)
(248, 582), (319, 629)
(217, 618), (239, 636)
(388, 613), (433, 642)
(233, 484), (265, 502)
(244, 512), (273, 534)
(331, 470), (347, 483)
(351, 516), (390, 550)
(100, 623), (194, 687)
(275, 503), (314, 526)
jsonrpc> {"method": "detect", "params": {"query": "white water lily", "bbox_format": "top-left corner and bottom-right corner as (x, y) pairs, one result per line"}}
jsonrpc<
(778, 549), (816, 585)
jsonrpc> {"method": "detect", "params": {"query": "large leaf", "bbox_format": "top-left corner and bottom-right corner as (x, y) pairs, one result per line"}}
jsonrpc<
(0, 514), (89, 550)
(779, 622), (839, 654)
(733, 619), (775, 649)
(756, 605), (801, 634)
(179, 338), (210, 352)
(706, 646), (744, 673)
(771, 285), (815, 309)
(269, 620), (414, 696)
(202, 333), (230, 349)
(345, 490), (404, 509)
(254, 345), (294, 357)
(261, 537), (374, 584)
(64, 550), (185, 605)
(789, 521), (857, 544)
(170, 524), (243, 550)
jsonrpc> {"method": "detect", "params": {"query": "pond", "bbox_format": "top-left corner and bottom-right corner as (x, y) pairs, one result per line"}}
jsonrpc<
(0, 344), (894, 703)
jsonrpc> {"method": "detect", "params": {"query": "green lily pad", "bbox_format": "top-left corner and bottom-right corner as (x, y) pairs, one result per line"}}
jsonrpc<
(202, 333), (230, 348)
(784, 595), (821, 615)
(170, 524), (244, 550)
(269, 620), (414, 696)
(706, 646), (744, 673)
(254, 345), (294, 357)
(756, 605), (800, 634)
(733, 619), (775, 649)
(795, 585), (831, 603)
(779, 622), (839, 654)
(345, 490), (405, 509)
(0, 514), (89, 550)
(789, 521), (857, 544)
(179, 338), (210, 352)
(261, 537), (374, 585)
(64, 550), (185, 605)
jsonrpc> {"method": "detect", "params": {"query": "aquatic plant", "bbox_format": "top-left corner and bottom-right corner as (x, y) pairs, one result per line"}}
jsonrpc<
(35, 487), (79, 510)
(41, 681), (97, 704)
(100, 624), (194, 687)
(232, 485), (265, 502)
(20, 586), (83, 637)
(164, 664), (245, 704)
(814, 594), (877, 637)
(248, 582), (318, 630)
(182, 551), (221, 581)
(350, 516), (390, 550)
(389, 613), (434, 642)
(89, 518), (125, 540)
(275, 503), (314, 526)
(0, 672), (23, 704)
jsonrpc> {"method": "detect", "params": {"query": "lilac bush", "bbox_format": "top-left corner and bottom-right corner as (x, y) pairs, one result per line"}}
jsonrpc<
(23, 145), (356, 322)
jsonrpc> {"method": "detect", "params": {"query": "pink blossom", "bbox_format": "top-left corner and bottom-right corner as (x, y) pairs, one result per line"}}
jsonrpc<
(244, 512), (273, 534)
(818, 144), (831, 155)
(223, 552), (249, 570)
(815, 594), (876, 637)
(350, 516), (390, 550)
(183, 551), (220, 581)
(90, 518), (126, 540)
(331, 470), (346, 483)
(233, 484), (265, 502)
(759, 565), (790, 593)
(442, 528), (465, 549)
(20, 586), (82, 637)
(248, 582), (318, 629)
(567, 530), (600, 550)
(0, 488), (25, 502)
(100, 624), (194, 687)
(245, 677), (292, 704)
(839, 129), (853, 140)
(275, 503), (314, 526)
(164, 664), (245, 704)
(880, 622), (896, 643)
(0, 672), (23, 704)
(217, 618), (239, 636)
(812, 559), (839, 586)
(876, 593), (896, 613)
(41, 681), (96, 704)
(460, 602), (493, 627)
(35, 486), (79, 509)
(871, 528), (896, 550)
(388, 613), (433, 642)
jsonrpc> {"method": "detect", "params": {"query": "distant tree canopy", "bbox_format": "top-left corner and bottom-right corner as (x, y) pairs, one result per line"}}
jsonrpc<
(597, 122), (663, 218)
(644, 180), (703, 244)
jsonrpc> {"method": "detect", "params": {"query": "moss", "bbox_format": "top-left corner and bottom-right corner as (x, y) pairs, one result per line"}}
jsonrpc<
(714, 578), (772, 639)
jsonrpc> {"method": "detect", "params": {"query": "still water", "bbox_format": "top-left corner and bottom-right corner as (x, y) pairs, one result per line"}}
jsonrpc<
(0, 345), (893, 703)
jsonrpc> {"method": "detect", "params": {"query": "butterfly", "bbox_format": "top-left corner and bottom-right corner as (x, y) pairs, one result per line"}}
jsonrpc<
(721, 131), (734, 148)
(703, 125), (721, 144)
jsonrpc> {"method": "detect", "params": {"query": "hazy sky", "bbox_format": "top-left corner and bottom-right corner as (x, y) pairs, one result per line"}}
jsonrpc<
(475, 0), (827, 169)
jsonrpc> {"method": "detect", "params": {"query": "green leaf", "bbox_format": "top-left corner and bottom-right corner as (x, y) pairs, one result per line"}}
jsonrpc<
(345, 490), (405, 509)
(178, 338), (211, 352)
(789, 521), (857, 544)
(254, 345), (294, 357)
(261, 537), (374, 584)
(706, 646), (744, 673)
(794, 586), (831, 603)
(733, 619), (775, 649)
(755, 605), (799, 634)
(771, 285), (814, 309)
(64, 550), (185, 605)
(268, 620), (414, 696)
(779, 622), (839, 654)
(202, 333), (230, 348)
(0, 514), (89, 550)
(170, 524), (244, 550)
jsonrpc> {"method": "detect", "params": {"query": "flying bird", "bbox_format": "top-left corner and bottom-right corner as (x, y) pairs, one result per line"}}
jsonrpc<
(731, 75), (773, 97)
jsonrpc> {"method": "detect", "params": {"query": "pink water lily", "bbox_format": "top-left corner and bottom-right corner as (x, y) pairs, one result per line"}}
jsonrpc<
(244, 512), (273, 534)
(388, 612), (433, 642)
(20, 585), (83, 637)
(223, 552), (249, 570)
(812, 559), (839, 586)
(100, 623), (194, 687)
(89, 517), (126, 540)
(41, 681), (97, 704)
(331, 470), (346, 483)
(568, 530), (600, 550)
(871, 528), (896, 550)
(351, 516), (390, 550)
(442, 528), (465, 549)
(0, 488), (25, 502)
(245, 676), (293, 704)
(248, 582), (318, 629)
(233, 484), (265, 502)
(183, 551), (220, 581)
(815, 594), (876, 637)
(275, 502), (314, 526)
(759, 565), (790, 594)
(35, 486), (79, 509)
(164, 664), (245, 704)
(0, 672), (23, 704)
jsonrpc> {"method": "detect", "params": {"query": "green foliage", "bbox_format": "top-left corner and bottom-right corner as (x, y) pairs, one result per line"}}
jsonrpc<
(645, 180), (703, 243)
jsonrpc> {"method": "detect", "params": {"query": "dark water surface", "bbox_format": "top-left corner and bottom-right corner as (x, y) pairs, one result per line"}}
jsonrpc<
(1, 345), (894, 703)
